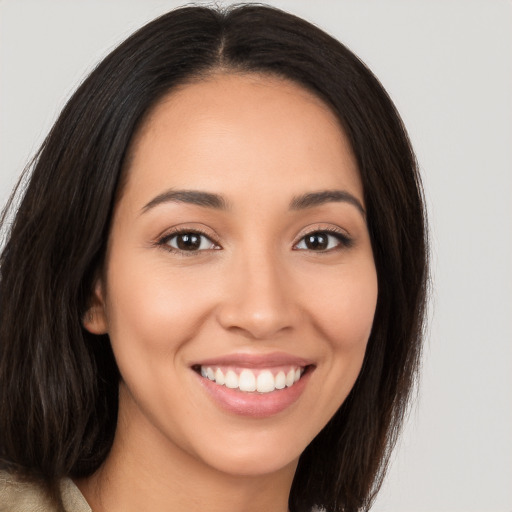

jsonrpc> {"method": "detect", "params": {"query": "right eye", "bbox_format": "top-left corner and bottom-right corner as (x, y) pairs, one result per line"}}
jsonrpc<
(161, 231), (219, 252)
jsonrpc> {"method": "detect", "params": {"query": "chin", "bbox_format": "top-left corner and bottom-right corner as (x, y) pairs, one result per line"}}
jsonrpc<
(204, 448), (300, 479)
(184, 427), (308, 479)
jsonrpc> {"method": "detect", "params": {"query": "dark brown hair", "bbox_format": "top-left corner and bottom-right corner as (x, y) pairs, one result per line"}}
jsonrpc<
(0, 5), (428, 511)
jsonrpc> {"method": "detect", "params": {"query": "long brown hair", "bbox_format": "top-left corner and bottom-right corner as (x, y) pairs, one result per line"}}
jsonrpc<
(0, 5), (428, 511)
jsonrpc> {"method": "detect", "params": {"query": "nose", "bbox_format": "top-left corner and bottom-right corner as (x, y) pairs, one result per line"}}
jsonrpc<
(216, 249), (300, 340)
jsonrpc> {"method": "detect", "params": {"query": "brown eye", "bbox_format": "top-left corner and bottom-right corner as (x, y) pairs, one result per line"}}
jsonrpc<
(166, 232), (217, 251)
(304, 233), (329, 250)
(294, 231), (351, 251)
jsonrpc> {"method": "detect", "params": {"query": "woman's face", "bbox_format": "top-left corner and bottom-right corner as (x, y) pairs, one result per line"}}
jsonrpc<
(88, 73), (378, 478)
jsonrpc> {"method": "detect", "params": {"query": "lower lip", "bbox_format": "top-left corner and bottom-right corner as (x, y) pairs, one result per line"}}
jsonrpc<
(196, 369), (312, 418)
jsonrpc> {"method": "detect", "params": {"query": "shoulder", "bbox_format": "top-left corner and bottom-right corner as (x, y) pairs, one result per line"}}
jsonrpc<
(0, 470), (55, 512)
(0, 471), (91, 512)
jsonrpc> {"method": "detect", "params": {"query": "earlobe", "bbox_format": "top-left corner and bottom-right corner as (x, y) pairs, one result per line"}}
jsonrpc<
(82, 279), (109, 335)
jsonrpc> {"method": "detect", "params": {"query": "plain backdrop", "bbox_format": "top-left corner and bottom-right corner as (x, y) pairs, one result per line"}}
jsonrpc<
(1, 1), (511, 510)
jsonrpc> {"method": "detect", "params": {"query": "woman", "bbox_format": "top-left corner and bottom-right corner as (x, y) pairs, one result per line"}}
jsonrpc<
(0, 4), (428, 512)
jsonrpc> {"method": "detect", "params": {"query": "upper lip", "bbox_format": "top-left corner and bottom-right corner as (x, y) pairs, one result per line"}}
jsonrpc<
(192, 351), (314, 368)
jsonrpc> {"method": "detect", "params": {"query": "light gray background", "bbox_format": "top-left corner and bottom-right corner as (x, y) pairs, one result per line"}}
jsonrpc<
(1, 1), (511, 510)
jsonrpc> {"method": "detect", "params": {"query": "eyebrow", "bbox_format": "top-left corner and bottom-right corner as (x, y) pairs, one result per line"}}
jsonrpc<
(290, 190), (366, 217)
(141, 189), (229, 213)
(141, 188), (365, 217)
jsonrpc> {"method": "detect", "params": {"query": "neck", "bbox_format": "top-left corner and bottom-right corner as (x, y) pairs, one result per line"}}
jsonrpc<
(76, 386), (296, 512)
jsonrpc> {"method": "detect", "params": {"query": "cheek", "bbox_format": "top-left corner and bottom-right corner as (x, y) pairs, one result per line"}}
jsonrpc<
(309, 262), (378, 355)
(104, 256), (221, 363)
(100, 267), (158, 353)
(291, 260), (378, 437)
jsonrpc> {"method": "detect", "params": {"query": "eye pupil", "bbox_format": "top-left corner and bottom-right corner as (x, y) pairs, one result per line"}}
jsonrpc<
(177, 233), (201, 250)
(305, 233), (328, 250)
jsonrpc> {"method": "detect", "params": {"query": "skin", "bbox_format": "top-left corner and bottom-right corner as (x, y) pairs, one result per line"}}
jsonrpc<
(80, 73), (378, 512)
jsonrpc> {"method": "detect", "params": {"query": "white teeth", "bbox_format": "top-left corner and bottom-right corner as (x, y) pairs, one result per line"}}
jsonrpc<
(239, 369), (256, 392)
(256, 370), (275, 393)
(200, 365), (305, 393)
(275, 371), (286, 390)
(215, 368), (225, 385)
(224, 370), (238, 389)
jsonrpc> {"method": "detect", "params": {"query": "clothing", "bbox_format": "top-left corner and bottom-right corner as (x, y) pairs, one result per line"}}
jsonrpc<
(0, 471), (91, 512)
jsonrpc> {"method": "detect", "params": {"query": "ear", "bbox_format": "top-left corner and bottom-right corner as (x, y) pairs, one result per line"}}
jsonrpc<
(83, 278), (109, 335)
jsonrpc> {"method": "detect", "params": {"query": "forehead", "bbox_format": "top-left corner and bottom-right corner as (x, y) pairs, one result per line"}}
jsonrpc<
(124, 72), (363, 205)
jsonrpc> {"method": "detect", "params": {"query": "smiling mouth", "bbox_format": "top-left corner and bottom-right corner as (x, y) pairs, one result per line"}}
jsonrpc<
(192, 365), (311, 393)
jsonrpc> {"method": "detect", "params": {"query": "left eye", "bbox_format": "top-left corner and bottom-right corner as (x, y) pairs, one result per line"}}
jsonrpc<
(294, 231), (345, 251)
(165, 232), (218, 252)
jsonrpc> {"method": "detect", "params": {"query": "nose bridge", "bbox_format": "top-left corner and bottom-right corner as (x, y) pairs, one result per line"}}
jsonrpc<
(216, 243), (297, 339)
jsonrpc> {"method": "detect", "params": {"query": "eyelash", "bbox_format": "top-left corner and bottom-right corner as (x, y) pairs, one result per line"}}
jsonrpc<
(156, 227), (353, 255)
(293, 228), (353, 252)
(156, 228), (220, 256)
